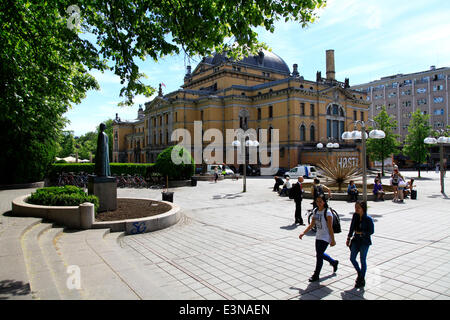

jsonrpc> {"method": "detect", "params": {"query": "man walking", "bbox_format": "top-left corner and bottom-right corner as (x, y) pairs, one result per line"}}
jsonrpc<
(291, 176), (305, 225)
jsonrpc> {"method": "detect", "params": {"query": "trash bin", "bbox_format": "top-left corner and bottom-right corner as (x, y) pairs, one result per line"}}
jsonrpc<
(162, 191), (174, 203)
(191, 177), (197, 186)
(411, 189), (417, 200)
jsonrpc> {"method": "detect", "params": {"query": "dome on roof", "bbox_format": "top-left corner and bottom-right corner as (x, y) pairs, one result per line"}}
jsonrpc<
(204, 49), (290, 74)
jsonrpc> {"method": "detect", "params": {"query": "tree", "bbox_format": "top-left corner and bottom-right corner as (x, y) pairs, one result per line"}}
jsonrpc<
(1, 0), (325, 184)
(402, 109), (432, 177)
(56, 131), (76, 158)
(155, 145), (195, 182)
(75, 131), (97, 161)
(366, 106), (400, 176)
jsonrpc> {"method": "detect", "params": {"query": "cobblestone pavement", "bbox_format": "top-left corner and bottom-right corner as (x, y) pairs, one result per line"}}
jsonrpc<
(1, 171), (449, 300)
(116, 171), (450, 300)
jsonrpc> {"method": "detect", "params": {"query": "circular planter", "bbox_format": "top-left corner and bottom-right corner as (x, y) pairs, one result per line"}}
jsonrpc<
(11, 195), (181, 235)
(92, 198), (181, 235)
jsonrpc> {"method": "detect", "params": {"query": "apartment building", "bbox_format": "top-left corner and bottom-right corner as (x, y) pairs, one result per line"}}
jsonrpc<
(352, 66), (450, 138)
(352, 66), (450, 167)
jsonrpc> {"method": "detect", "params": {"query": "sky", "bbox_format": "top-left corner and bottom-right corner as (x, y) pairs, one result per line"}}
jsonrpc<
(64, 0), (450, 137)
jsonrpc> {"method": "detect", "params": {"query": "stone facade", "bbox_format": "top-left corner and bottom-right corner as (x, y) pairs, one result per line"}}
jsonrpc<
(113, 49), (370, 169)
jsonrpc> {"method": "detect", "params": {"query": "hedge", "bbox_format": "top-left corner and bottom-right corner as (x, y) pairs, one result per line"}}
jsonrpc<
(27, 185), (99, 212)
(48, 163), (156, 179)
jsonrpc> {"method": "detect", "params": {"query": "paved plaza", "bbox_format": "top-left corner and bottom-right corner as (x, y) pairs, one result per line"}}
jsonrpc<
(1, 171), (449, 300)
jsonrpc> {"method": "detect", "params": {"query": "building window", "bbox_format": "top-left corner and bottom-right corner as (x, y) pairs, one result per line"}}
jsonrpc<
(300, 103), (305, 116)
(257, 108), (261, 120)
(401, 90), (411, 96)
(268, 105), (273, 118)
(402, 101), (412, 107)
(360, 111), (364, 121)
(310, 125), (315, 141)
(268, 126), (273, 143)
(434, 97), (444, 104)
(433, 85), (444, 91)
(417, 87), (427, 94)
(388, 91), (397, 98)
(310, 104), (315, 116)
(417, 99), (427, 105)
(201, 110), (204, 121)
(300, 125), (306, 141)
(353, 110), (357, 120)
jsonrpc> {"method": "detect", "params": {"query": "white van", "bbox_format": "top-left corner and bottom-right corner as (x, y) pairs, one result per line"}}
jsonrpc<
(284, 164), (317, 179)
(206, 164), (234, 175)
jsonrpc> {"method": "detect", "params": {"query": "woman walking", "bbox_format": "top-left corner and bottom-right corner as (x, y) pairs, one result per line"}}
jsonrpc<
(346, 201), (374, 288)
(299, 194), (339, 282)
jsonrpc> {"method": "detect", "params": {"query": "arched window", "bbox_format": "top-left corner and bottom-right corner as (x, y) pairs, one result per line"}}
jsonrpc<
(326, 104), (345, 140)
(268, 126), (273, 143)
(239, 109), (249, 130)
(310, 125), (315, 141)
(300, 124), (306, 141)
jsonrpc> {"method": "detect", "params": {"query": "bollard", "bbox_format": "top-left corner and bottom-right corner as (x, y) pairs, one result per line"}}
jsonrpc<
(79, 202), (94, 229)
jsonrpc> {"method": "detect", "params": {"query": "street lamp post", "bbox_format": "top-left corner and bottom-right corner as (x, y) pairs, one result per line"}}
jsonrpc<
(424, 131), (449, 195)
(232, 138), (259, 193)
(342, 120), (385, 202)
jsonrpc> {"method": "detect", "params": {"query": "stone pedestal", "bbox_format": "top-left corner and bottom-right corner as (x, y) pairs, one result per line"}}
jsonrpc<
(88, 175), (117, 212)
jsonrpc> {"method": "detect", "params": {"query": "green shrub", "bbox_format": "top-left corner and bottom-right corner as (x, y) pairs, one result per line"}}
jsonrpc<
(154, 145), (194, 180)
(27, 185), (99, 212)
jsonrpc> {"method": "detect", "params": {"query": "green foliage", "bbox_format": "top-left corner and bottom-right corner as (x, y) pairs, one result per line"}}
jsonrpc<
(1, 0), (325, 184)
(28, 185), (99, 212)
(75, 131), (97, 160)
(56, 130), (76, 158)
(0, 1), (104, 184)
(366, 106), (400, 175)
(154, 146), (194, 180)
(403, 109), (432, 176)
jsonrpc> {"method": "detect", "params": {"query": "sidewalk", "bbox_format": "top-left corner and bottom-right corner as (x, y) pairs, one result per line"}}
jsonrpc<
(1, 170), (449, 300)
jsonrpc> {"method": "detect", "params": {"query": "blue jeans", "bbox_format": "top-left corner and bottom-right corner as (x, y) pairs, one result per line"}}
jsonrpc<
(350, 239), (370, 278)
(314, 239), (336, 277)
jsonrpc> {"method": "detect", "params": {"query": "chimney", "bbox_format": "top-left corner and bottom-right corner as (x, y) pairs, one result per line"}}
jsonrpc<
(292, 64), (299, 77)
(187, 65), (192, 75)
(344, 78), (350, 88)
(326, 49), (335, 80)
(430, 65), (436, 70)
(316, 71), (322, 82)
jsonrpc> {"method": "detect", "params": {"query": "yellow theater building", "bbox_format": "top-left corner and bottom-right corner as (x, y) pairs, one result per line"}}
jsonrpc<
(113, 49), (370, 170)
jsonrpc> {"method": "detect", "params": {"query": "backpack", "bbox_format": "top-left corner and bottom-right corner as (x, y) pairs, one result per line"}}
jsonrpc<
(314, 207), (341, 234)
(392, 174), (399, 184)
(313, 184), (324, 198)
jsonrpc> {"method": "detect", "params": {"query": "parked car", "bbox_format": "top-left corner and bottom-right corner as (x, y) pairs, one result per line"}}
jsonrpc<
(238, 164), (261, 176)
(205, 164), (234, 175)
(273, 167), (288, 176)
(284, 164), (318, 179)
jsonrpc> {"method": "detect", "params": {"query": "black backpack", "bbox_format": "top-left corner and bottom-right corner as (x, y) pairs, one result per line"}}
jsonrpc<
(314, 207), (341, 234)
(313, 184), (324, 198)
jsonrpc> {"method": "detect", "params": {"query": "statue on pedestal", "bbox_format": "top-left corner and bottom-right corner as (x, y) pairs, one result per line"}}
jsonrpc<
(94, 123), (111, 177)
